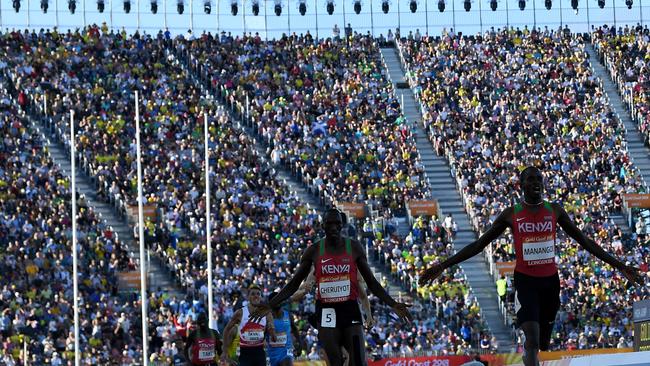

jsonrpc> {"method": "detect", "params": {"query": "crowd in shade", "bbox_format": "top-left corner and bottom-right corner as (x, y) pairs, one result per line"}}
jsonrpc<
(0, 69), (142, 364)
(399, 26), (650, 350)
(592, 25), (650, 144)
(0, 26), (488, 364)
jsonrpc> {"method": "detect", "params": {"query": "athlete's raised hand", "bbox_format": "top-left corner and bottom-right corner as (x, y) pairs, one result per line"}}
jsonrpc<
(249, 304), (271, 323)
(364, 315), (376, 331)
(391, 302), (413, 323)
(418, 262), (444, 286)
(620, 264), (646, 286)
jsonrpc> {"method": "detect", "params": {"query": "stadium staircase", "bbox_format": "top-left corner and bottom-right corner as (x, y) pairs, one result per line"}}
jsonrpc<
(586, 44), (650, 187)
(21, 102), (184, 299)
(379, 46), (515, 351)
(170, 47), (406, 300)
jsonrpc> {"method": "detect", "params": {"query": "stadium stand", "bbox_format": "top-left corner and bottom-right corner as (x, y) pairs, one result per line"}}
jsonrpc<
(0, 70), (143, 364)
(399, 27), (650, 351)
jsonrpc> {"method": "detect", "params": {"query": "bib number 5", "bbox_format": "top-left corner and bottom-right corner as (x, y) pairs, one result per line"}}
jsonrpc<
(321, 308), (336, 328)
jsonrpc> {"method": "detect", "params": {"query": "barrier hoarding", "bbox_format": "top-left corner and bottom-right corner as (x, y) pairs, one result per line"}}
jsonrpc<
(368, 355), (471, 366)
(336, 202), (368, 219)
(483, 348), (634, 366)
(118, 271), (142, 292)
(496, 261), (516, 276)
(622, 194), (650, 208)
(407, 200), (440, 217)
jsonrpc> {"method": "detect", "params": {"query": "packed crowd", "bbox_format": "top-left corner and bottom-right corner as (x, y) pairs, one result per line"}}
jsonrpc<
(365, 213), (491, 353)
(0, 69), (143, 364)
(178, 31), (489, 353)
(180, 32), (430, 213)
(1, 26), (489, 363)
(400, 27), (650, 350)
(592, 25), (650, 145)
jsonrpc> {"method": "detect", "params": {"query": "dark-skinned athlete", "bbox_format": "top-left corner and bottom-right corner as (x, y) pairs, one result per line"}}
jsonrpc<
(418, 166), (645, 366)
(250, 208), (413, 366)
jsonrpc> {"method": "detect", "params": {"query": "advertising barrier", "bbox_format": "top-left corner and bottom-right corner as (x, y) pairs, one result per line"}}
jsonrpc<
(495, 261), (516, 276)
(368, 355), (471, 366)
(484, 348), (634, 366)
(407, 200), (440, 217)
(117, 271), (142, 292)
(336, 201), (368, 219)
(294, 361), (327, 366)
(622, 194), (650, 208)
(127, 204), (158, 221)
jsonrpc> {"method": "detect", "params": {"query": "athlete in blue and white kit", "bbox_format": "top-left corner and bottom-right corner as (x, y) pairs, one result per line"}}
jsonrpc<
(267, 291), (300, 366)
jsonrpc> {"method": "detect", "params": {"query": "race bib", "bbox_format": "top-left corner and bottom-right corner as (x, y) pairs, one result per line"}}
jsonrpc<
(198, 349), (215, 361)
(522, 240), (555, 263)
(241, 330), (265, 343)
(321, 308), (336, 328)
(269, 332), (288, 347)
(318, 279), (351, 299)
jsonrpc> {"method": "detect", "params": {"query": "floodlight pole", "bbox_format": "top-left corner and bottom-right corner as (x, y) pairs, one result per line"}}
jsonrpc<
(478, 0), (482, 33)
(315, 0), (319, 39)
(370, 0), (374, 37)
(343, 0), (347, 38)
(398, 0), (401, 32)
(425, 0), (429, 35)
(71, 110), (80, 366)
(586, 0), (590, 31)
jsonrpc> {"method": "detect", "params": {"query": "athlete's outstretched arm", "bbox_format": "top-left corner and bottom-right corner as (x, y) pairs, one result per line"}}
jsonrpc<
(221, 309), (242, 358)
(250, 245), (316, 321)
(356, 275), (375, 329)
(353, 240), (413, 322)
(290, 267), (316, 302)
(266, 312), (277, 342)
(555, 203), (645, 286)
(419, 207), (512, 286)
(290, 314), (303, 356)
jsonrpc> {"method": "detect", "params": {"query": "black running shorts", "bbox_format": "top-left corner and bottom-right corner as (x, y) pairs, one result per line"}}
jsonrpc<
(239, 346), (266, 366)
(513, 271), (561, 327)
(315, 300), (363, 329)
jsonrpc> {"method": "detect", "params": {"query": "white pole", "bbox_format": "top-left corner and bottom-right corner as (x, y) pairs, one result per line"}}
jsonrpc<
(135, 91), (149, 364)
(70, 110), (80, 366)
(23, 337), (27, 366)
(43, 94), (47, 116)
(245, 94), (249, 118)
(205, 113), (214, 328)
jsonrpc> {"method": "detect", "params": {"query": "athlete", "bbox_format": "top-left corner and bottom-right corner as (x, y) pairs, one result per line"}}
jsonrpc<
(184, 312), (222, 366)
(291, 210), (375, 331)
(221, 284), (276, 366)
(418, 166), (645, 366)
(251, 208), (412, 366)
(267, 291), (301, 366)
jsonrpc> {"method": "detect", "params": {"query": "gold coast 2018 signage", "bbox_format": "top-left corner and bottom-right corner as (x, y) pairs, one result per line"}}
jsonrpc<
(634, 299), (650, 352)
